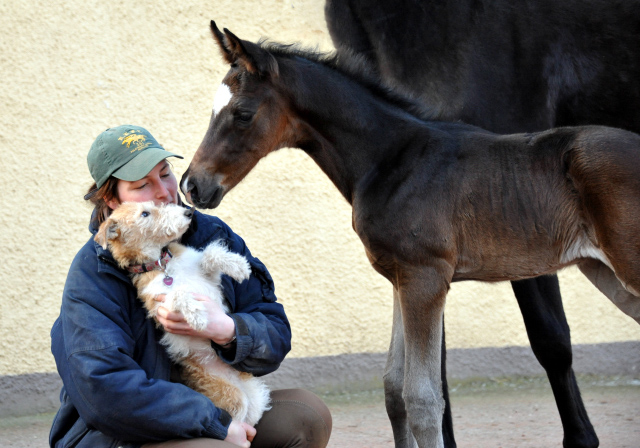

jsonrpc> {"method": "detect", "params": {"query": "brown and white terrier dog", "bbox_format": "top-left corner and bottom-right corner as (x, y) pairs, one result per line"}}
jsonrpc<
(95, 201), (270, 425)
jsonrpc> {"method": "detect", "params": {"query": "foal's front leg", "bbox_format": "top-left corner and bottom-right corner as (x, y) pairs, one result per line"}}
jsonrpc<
(384, 288), (417, 448)
(399, 264), (452, 448)
(385, 288), (457, 448)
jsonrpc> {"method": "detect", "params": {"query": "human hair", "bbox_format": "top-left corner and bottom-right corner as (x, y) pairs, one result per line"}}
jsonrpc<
(84, 177), (120, 225)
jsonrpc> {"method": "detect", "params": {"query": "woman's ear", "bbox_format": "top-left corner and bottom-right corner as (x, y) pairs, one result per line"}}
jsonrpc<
(106, 196), (120, 210)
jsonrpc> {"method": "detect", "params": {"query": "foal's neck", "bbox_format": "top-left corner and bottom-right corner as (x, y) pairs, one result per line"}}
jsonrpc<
(285, 60), (427, 204)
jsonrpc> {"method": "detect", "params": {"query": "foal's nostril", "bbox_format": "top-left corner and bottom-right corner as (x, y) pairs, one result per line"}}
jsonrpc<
(189, 185), (199, 203)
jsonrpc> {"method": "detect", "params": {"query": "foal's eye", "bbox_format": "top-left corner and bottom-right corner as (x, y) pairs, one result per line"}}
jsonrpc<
(234, 111), (254, 124)
(141, 211), (150, 217)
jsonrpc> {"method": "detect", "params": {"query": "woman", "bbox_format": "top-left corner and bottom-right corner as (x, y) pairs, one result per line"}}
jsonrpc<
(50, 125), (332, 448)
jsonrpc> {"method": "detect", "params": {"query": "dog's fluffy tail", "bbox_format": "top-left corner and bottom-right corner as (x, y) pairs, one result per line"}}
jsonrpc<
(242, 373), (271, 426)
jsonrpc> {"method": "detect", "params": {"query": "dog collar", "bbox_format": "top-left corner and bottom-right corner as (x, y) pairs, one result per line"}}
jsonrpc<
(127, 248), (173, 274)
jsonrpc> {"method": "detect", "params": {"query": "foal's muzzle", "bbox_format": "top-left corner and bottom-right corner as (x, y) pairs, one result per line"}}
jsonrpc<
(180, 172), (226, 209)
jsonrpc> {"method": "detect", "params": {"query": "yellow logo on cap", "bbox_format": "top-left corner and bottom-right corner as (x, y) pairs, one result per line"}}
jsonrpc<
(119, 130), (152, 153)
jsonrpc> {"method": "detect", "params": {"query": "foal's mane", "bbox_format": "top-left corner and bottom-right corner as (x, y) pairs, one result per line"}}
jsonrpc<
(258, 40), (439, 122)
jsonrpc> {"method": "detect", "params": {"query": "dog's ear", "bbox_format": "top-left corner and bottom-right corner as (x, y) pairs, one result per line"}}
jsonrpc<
(94, 217), (119, 249)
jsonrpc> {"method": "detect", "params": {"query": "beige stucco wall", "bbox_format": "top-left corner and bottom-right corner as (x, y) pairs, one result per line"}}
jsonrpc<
(1, 0), (638, 377)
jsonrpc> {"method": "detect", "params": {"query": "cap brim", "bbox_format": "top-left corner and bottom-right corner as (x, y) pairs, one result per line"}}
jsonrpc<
(112, 148), (183, 182)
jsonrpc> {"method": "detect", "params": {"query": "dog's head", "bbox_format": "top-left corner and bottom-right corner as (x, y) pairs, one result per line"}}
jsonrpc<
(95, 202), (194, 269)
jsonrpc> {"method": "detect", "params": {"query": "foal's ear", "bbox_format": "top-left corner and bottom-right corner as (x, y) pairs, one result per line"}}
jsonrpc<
(94, 217), (119, 250)
(210, 20), (279, 77)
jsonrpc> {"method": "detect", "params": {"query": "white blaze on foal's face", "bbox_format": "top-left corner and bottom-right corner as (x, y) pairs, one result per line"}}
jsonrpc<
(213, 83), (233, 116)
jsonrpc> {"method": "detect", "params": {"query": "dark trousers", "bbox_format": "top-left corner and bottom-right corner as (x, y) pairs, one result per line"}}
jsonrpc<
(142, 389), (332, 448)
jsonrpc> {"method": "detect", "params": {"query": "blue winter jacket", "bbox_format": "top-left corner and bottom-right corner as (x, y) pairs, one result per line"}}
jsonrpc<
(49, 209), (291, 448)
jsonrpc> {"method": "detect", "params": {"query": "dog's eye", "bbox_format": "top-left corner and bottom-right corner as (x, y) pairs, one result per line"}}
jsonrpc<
(141, 211), (150, 217)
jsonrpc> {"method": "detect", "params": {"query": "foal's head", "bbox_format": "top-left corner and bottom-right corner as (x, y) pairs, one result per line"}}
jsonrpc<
(181, 21), (294, 209)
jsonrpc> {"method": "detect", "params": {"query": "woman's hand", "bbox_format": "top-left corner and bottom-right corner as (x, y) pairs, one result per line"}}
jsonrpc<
(225, 420), (256, 447)
(155, 293), (236, 345)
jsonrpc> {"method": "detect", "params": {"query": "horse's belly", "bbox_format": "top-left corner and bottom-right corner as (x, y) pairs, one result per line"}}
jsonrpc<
(454, 262), (548, 282)
(453, 244), (566, 282)
(453, 263), (559, 282)
(453, 231), (610, 282)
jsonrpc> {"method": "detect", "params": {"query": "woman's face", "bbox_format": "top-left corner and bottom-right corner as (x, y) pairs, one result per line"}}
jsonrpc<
(107, 160), (179, 209)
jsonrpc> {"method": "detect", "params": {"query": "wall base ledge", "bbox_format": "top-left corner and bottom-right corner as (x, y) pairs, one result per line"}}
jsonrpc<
(1, 341), (637, 418)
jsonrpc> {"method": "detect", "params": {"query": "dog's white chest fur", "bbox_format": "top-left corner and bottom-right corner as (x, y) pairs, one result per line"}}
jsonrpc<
(140, 241), (269, 425)
(146, 245), (228, 301)
(139, 239), (252, 363)
(143, 245), (232, 353)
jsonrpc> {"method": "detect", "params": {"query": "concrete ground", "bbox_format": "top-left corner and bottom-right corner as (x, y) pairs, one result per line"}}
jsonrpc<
(2, 376), (639, 447)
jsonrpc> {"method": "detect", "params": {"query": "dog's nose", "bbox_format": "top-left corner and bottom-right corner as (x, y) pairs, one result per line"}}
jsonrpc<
(185, 206), (195, 218)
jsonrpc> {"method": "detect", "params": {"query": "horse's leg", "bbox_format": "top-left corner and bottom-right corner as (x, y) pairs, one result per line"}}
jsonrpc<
(511, 276), (599, 448)
(578, 259), (640, 323)
(384, 288), (457, 448)
(384, 288), (417, 448)
(398, 264), (452, 448)
(440, 317), (456, 448)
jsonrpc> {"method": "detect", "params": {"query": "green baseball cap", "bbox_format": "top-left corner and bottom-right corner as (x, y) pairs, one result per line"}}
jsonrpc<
(87, 125), (183, 188)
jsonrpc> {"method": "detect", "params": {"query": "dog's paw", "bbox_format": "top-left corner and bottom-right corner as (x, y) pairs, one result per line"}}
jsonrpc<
(201, 240), (252, 283)
(171, 290), (208, 332)
(223, 256), (251, 284)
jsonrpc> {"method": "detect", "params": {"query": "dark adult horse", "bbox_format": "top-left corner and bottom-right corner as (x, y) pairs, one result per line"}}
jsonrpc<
(181, 22), (640, 448)
(325, 1), (640, 447)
